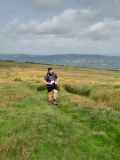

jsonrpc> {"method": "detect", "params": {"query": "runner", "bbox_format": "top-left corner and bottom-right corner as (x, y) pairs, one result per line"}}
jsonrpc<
(44, 68), (58, 105)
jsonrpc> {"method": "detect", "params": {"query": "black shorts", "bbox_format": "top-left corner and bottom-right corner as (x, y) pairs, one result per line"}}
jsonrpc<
(47, 84), (58, 92)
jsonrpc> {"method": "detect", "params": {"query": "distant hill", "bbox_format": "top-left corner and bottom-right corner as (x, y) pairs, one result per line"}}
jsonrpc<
(0, 54), (120, 70)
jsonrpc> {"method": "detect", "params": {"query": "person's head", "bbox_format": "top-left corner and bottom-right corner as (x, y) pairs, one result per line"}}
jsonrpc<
(48, 68), (54, 74)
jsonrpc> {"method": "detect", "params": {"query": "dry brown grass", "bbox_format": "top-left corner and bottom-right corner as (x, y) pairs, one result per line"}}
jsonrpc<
(0, 61), (120, 111)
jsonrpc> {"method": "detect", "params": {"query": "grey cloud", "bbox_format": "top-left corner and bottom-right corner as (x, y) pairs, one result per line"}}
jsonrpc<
(82, 20), (120, 41)
(79, 0), (120, 18)
(1, 8), (120, 44)
(32, 0), (120, 18)
(0, 0), (120, 55)
(32, 0), (81, 11)
(2, 8), (95, 36)
(32, 0), (60, 9)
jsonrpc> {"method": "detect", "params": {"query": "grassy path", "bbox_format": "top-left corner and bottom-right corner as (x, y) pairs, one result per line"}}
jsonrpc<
(0, 82), (120, 160)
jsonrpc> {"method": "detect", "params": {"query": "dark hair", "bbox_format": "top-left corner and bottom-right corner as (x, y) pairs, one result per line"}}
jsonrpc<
(48, 68), (53, 72)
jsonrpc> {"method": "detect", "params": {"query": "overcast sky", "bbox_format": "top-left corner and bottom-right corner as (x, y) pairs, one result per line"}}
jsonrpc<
(0, 0), (120, 55)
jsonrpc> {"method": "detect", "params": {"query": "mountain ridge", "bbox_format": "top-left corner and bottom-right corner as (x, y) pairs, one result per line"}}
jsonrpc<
(0, 53), (120, 70)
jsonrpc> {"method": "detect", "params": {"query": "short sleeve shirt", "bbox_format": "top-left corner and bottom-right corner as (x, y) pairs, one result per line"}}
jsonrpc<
(44, 73), (57, 82)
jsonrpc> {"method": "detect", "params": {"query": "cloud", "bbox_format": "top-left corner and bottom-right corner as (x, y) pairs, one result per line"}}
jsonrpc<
(1, 8), (95, 37)
(0, 0), (120, 55)
(83, 20), (120, 41)
(32, 0), (120, 18)
(32, 0), (61, 9)
(4, 8), (119, 43)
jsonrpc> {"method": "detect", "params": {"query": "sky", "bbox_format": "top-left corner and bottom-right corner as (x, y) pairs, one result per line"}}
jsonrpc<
(0, 0), (120, 56)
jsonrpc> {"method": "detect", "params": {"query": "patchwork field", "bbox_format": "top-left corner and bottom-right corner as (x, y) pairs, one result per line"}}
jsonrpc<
(0, 61), (120, 160)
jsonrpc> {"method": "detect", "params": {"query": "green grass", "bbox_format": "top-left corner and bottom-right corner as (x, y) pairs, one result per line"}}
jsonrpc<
(0, 81), (120, 160)
(37, 84), (46, 92)
(64, 84), (91, 96)
(63, 83), (120, 111)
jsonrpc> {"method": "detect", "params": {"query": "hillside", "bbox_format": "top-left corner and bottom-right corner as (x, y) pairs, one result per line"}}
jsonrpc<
(0, 54), (120, 70)
(0, 61), (120, 160)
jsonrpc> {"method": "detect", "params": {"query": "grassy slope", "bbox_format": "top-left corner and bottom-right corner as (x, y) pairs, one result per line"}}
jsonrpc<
(0, 61), (120, 160)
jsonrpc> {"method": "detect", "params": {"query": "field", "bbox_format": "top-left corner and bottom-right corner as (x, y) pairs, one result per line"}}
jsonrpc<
(0, 61), (120, 160)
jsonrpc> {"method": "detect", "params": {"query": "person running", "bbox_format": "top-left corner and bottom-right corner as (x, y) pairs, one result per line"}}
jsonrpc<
(44, 68), (58, 105)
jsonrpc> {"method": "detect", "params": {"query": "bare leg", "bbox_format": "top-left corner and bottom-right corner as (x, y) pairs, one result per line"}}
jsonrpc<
(48, 91), (53, 105)
(53, 89), (58, 105)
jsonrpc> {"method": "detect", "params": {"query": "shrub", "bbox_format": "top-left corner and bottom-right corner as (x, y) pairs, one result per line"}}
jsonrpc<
(113, 84), (120, 89)
(14, 78), (22, 81)
(37, 85), (46, 91)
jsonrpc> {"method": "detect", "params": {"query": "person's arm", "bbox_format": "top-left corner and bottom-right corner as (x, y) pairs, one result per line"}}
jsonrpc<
(43, 75), (51, 85)
(55, 74), (59, 84)
(44, 80), (50, 85)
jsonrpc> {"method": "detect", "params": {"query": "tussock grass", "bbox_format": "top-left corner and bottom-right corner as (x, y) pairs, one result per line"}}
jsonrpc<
(64, 83), (91, 96)
(113, 84), (120, 89)
(90, 88), (120, 111)
(14, 77), (22, 81)
(37, 84), (46, 91)
(64, 83), (120, 111)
